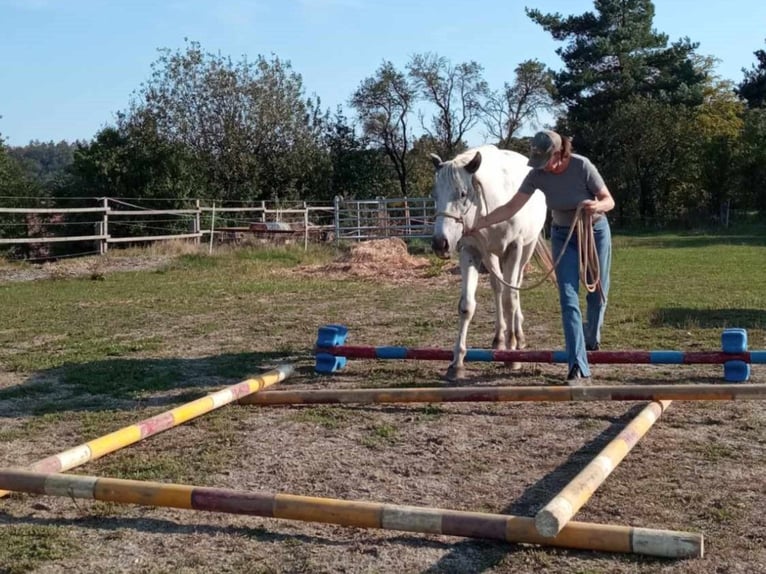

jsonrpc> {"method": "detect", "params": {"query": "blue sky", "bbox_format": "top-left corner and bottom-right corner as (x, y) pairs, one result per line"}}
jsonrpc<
(1, 0), (764, 147)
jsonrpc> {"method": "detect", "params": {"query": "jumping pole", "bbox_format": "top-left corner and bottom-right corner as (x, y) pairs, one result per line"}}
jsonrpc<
(314, 325), (756, 381)
(239, 383), (766, 406)
(0, 469), (703, 559)
(0, 365), (294, 499)
(535, 400), (671, 538)
(316, 344), (766, 365)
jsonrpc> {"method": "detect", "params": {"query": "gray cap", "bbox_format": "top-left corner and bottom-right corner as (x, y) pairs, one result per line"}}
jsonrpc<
(527, 130), (562, 169)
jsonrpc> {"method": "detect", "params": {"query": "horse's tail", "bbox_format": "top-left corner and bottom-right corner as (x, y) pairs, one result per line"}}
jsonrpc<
(533, 233), (558, 287)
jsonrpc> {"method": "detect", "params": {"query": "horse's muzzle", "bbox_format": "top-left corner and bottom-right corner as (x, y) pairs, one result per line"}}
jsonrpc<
(431, 236), (450, 259)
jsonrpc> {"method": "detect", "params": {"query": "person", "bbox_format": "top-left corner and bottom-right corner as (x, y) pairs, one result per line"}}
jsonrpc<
(466, 130), (615, 383)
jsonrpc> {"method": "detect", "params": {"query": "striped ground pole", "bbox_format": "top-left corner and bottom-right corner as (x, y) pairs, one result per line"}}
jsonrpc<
(0, 364), (294, 499)
(535, 400), (672, 538)
(239, 384), (766, 406)
(0, 469), (702, 559)
(316, 345), (766, 365)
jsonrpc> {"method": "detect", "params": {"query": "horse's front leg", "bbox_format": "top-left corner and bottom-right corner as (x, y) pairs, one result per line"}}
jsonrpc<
(488, 254), (507, 351)
(512, 241), (538, 352)
(502, 242), (525, 370)
(445, 249), (481, 382)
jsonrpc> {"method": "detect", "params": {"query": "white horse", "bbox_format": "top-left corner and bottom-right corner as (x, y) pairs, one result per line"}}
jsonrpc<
(430, 144), (548, 381)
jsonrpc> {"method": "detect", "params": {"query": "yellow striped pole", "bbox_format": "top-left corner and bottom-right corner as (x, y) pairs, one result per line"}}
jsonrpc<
(535, 400), (672, 538)
(0, 469), (702, 559)
(239, 384), (766, 406)
(0, 365), (293, 498)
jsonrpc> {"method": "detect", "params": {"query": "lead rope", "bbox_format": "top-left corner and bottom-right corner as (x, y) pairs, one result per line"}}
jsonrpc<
(440, 185), (602, 297)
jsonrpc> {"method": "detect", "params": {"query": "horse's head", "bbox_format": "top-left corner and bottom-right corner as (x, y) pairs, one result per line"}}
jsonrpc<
(430, 150), (483, 259)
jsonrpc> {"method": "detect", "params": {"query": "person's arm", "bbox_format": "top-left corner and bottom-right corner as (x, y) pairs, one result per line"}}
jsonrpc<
(467, 192), (532, 234)
(579, 186), (615, 215)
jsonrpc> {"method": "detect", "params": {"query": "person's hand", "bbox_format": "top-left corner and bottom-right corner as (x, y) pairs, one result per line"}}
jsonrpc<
(579, 199), (600, 215)
(464, 215), (484, 236)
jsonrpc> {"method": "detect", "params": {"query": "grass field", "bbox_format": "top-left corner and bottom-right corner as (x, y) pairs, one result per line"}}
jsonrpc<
(0, 231), (764, 573)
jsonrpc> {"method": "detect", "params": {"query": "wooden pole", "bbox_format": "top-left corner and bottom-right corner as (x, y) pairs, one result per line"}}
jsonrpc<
(239, 384), (766, 406)
(0, 365), (293, 499)
(535, 400), (672, 538)
(0, 469), (702, 559)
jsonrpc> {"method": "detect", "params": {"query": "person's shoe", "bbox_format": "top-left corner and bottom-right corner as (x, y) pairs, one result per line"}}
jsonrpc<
(566, 365), (591, 386)
(586, 342), (600, 351)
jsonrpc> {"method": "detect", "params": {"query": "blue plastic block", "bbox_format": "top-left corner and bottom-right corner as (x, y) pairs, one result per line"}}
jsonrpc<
(723, 360), (750, 382)
(722, 328), (748, 354)
(316, 324), (349, 348)
(315, 352), (347, 374)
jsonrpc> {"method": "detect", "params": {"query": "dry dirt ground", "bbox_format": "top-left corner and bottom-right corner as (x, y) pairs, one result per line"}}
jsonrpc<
(0, 241), (764, 574)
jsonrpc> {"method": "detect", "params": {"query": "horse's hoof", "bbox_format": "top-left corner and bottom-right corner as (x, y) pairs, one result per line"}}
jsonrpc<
(505, 361), (522, 371)
(443, 365), (467, 382)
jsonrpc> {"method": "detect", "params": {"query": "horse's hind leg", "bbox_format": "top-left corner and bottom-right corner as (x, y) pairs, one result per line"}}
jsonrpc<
(446, 249), (481, 382)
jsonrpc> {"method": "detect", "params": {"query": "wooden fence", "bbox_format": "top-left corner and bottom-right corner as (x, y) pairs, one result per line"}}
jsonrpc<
(0, 197), (436, 259)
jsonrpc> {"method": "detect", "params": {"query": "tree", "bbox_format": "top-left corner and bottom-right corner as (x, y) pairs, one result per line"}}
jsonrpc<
(482, 59), (557, 148)
(350, 61), (417, 196)
(735, 109), (766, 210)
(526, 0), (723, 226)
(0, 132), (40, 206)
(8, 140), (78, 193)
(407, 53), (487, 158)
(0, 135), (41, 254)
(125, 40), (328, 202)
(322, 108), (398, 200)
(736, 39), (766, 108)
(527, 0), (706, 152)
(62, 124), (197, 205)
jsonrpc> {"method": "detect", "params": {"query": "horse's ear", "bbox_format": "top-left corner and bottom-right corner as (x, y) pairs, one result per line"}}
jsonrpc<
(465, 151), (482, 174)
(429, 153), (443, 170)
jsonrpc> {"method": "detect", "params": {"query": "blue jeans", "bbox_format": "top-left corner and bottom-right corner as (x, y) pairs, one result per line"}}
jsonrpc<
(551, 217), (612, 377)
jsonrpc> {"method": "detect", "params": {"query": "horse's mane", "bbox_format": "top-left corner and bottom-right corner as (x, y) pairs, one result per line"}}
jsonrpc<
(438, 145), (503, 193)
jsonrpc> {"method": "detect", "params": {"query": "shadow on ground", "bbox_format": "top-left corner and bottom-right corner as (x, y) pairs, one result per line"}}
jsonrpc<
(0, 351), (315, 418)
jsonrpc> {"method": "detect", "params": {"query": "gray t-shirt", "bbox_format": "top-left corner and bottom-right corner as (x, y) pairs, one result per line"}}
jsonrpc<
(518, 154), (606, 226)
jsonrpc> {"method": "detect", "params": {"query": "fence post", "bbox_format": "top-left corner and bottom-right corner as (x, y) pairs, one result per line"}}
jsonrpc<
(334, 196), (341, 245)
(404, 197), (411, 236)
(208, 202), (216, 255)
(100, 197), (109, 255)
(194, 200), (201, 244)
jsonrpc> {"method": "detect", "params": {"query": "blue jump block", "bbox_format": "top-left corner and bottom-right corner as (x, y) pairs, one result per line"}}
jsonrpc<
(316, 324), (349, 348)
(722, 328), (747, 354)
(724, 360), (750, 383)
(315, 352), (348, 374)
(315, 325), (349, 373)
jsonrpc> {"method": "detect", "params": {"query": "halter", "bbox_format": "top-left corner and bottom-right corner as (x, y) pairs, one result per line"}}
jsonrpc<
(434, 176), (485, 226)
